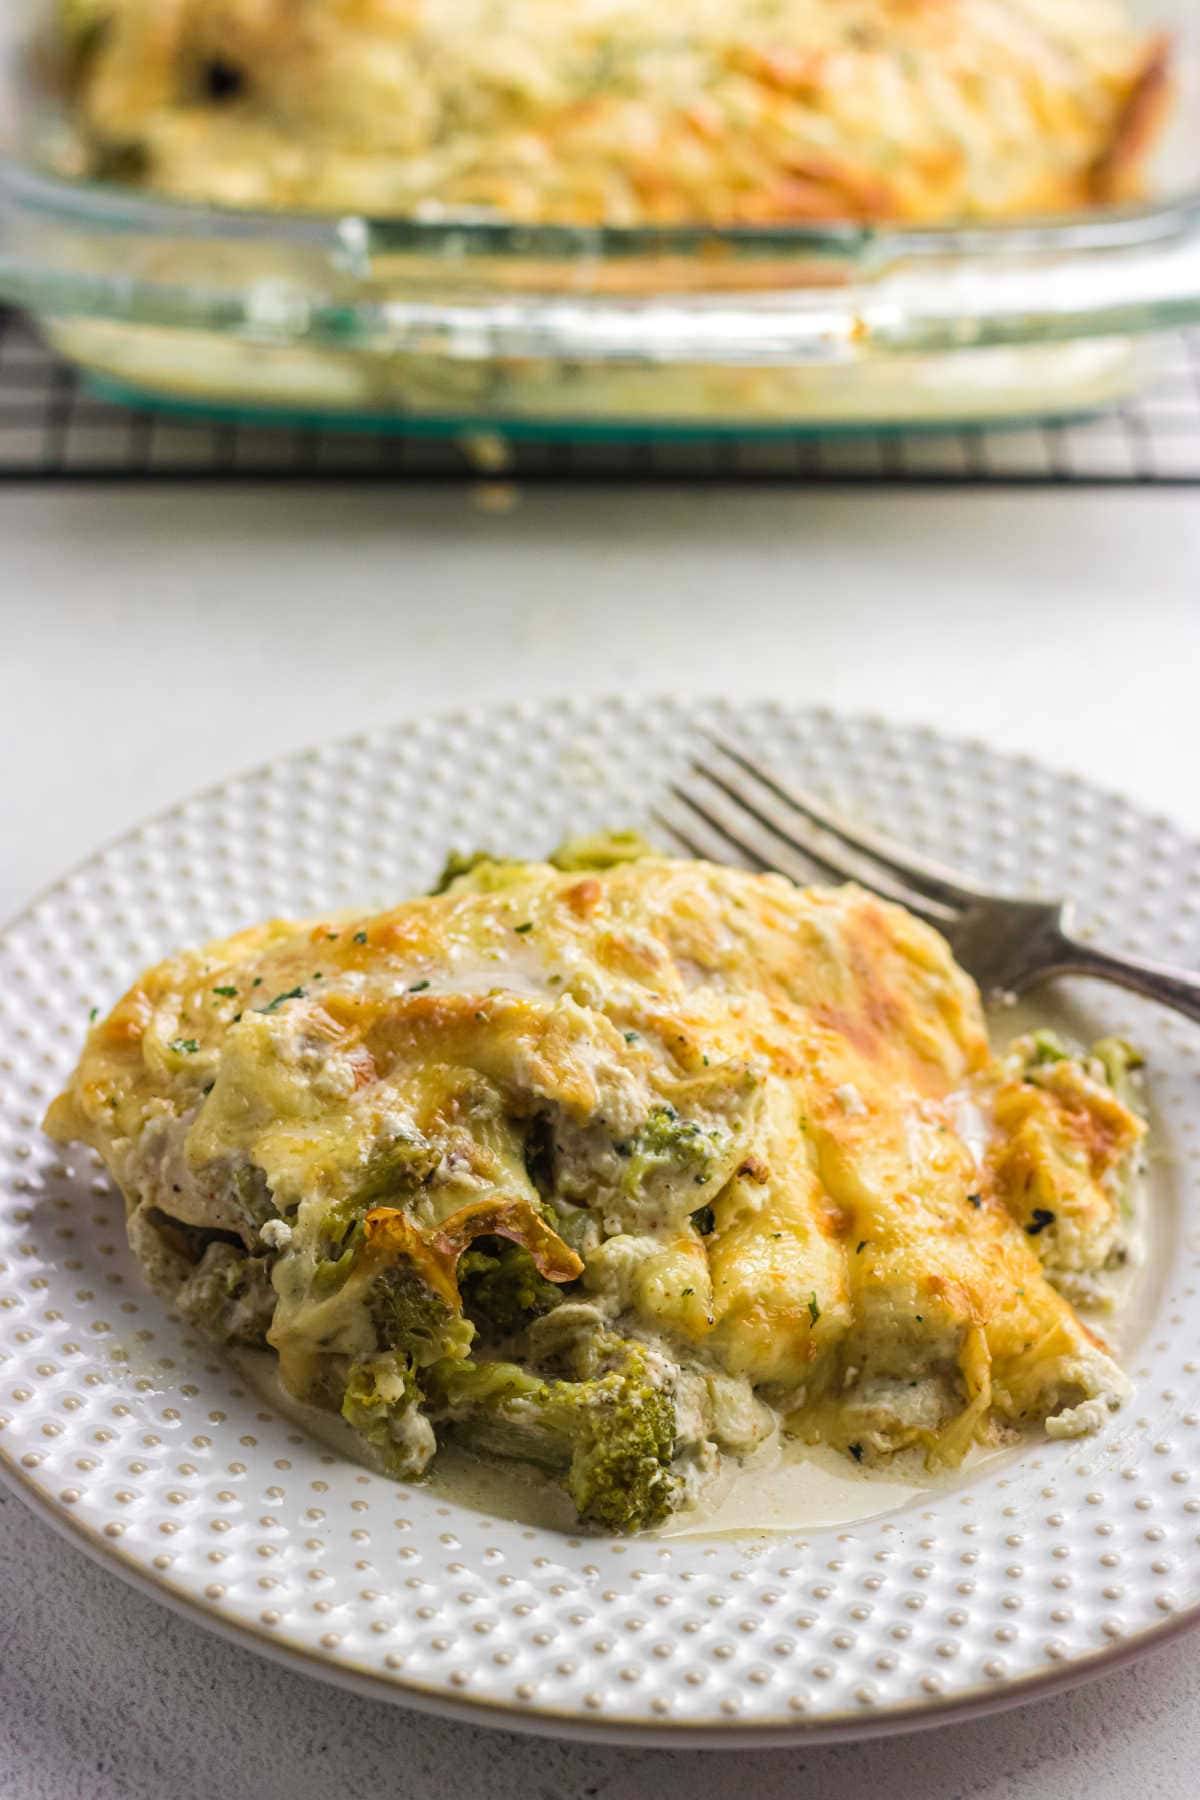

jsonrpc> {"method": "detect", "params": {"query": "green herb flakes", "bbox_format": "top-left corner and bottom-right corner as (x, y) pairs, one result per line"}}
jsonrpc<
(261, 986), (306, 1014)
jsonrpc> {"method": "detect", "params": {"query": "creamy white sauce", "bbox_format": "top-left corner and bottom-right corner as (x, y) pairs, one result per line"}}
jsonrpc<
(233, 1349), (366, 1459)
(419, 959), (551, 1000)
(942, 1088), (991, 1170)
(656, 1435), (1014, 1538)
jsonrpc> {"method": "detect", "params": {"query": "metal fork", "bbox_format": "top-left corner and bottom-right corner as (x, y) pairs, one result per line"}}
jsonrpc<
(655, 735), (1200, 1027)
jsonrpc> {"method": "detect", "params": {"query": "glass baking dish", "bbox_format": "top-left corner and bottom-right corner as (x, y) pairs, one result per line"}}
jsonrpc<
(1, 0), (1199, 438)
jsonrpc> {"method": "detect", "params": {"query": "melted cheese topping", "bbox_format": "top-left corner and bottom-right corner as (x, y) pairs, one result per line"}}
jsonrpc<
(46, 851), (1143, 1516)
(58, 0), (1168, 225)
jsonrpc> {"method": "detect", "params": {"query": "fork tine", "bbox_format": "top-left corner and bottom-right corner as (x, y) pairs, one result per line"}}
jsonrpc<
(663, 782), (952, 931)
(661, 787), (835, 884)
(707, 733), (985, 908)
(665, 784), (841, 889)
(650, 809), (733, 866)
(684, 760), (959, 922)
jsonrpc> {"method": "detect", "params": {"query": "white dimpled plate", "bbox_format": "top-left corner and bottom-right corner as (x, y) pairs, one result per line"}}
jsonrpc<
(1, 698), (1199, 1747)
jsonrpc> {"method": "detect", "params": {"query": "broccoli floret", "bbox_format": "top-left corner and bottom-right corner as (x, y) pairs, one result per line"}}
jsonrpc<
(425, 1332), (678, 1531)
(354, 1130), (441, 1202)
(458, 1238), (566, 1339)
(60, 0), (112, 62)
(230, 1164), (277, 1234)
(1028, 1029), (1070, 1066)
(61, 0), (110, 34)
(371, 1261), (475, 1367)
(618, 1104), (719, 1198)
(431, 831), (656, 896)
(522, 1114), (555, 1198)
(429, 851), (531, 895)
(311, 1131), (440, 1293)
(549, 832), (656, 872)
(174, 1242), (276, 1347)
(1092, 1036), (1145, 1103)
(341, 1352), (436, 1480)
(430, 850), (498, 893)
(319, 1135), (441, 1251)
(309, 1219), (363, 1295)
(1021, 1030), (1145, 1106)
(310, 1203), (476, 1365)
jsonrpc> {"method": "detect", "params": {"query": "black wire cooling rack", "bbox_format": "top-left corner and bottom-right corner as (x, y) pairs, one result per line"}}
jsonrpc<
(3, 306), (1200, 484)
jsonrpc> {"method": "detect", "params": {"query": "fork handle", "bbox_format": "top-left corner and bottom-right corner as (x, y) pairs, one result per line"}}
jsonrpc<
(1049, 931), (1200, 1028)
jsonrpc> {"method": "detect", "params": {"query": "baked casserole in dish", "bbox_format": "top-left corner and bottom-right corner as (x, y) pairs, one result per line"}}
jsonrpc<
(57, 0), (1170, 226)
(1, 0), (1199, 433)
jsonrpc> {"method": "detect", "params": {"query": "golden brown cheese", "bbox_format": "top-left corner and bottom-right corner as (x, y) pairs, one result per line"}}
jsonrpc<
(986, 1035), (1145, 1303)
(56, 0), (1169, 226)
(46, 852), (1142, 1514)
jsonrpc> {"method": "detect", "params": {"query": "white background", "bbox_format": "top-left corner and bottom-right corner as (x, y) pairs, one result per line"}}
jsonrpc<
(3, 483), (1199, 1799)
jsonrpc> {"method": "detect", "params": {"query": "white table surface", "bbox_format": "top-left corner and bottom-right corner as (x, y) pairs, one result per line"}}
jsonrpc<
(3, 483), (1199, 1800)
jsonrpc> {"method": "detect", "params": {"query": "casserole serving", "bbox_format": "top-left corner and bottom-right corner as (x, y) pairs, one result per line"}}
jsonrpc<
(45, 837), (1146, 1532)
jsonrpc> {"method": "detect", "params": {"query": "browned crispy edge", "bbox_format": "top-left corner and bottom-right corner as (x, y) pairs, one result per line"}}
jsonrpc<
(1091, 33), (1174, 204)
